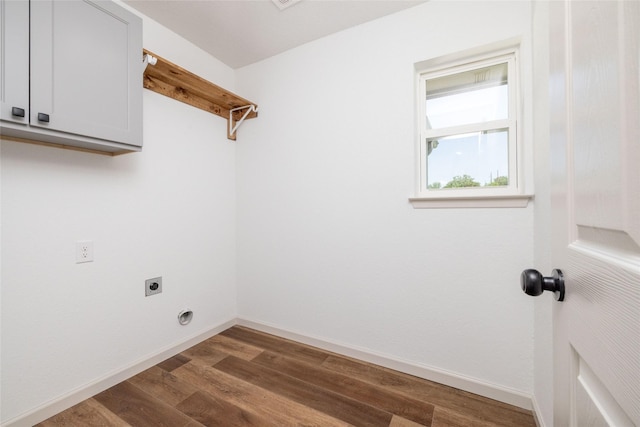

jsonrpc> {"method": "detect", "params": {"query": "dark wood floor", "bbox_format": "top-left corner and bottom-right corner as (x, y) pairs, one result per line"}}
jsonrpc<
(38, 326), (535, 427)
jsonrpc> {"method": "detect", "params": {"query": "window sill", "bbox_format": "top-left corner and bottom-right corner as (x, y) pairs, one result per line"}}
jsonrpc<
(409, 194), (533, 209)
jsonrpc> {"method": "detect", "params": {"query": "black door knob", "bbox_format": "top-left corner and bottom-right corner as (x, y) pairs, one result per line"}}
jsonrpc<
(521, 269), (565, 301)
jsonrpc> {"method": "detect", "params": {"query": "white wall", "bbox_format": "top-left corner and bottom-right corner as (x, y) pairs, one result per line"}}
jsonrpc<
(236, 0), (535, 396)
(0, 10), (237, 424)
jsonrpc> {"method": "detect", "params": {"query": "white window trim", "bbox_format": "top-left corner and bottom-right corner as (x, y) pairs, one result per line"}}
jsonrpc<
(409, 194), (533, 209)
(410, 41), (533, 209)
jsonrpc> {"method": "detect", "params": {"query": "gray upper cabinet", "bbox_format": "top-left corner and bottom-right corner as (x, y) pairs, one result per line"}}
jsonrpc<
(1, 0), (142, 154)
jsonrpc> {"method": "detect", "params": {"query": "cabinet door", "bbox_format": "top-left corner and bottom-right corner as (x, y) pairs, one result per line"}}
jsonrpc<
(30, 0), (142, 147)
(0, 0), (29, 125)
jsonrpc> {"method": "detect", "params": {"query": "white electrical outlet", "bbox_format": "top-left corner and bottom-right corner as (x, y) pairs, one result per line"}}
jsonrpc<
(76, 241), (94, 263)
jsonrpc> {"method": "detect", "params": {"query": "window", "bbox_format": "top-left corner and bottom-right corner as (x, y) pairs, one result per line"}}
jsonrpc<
(411, 46), (531, 208)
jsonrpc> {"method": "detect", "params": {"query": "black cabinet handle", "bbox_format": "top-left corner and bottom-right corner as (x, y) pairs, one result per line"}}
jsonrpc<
(12, 107), (25, 117)
(37, 113), (50, 122)
(521, 269), (565, 301)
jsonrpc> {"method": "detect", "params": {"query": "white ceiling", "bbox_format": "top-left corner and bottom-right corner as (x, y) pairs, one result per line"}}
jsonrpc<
(124, 0), (427, 69)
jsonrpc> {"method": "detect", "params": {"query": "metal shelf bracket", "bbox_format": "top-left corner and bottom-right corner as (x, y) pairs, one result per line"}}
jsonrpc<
(142, 53), (157, 73)
(228, 104), (258, 139)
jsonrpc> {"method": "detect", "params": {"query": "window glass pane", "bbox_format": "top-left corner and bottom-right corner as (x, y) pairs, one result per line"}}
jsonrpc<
(426, 129), (509, 189)
(425, 62), (508, 129)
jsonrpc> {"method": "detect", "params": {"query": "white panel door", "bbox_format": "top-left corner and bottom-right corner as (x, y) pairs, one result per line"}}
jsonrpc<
(549, 1), (639, 426)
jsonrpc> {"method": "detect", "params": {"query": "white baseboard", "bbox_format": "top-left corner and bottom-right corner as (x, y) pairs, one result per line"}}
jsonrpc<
(2, 318), (236, 427)
(531, 395), (547, 427)
(237, 317), (534, 411)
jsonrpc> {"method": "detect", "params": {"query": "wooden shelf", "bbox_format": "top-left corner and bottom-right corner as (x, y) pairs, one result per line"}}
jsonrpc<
(142, 49), (258, 140)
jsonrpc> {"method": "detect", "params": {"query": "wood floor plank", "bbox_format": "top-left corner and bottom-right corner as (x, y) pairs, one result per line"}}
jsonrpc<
(390, 415), (428, 427)
(201, 334), (264, 360)
(157, 354), (191, 372)
(220, 326), (329, 365)
(213, 355), (393, 427)
(253, 351), (434, 425)
(430, 407), (506, 427)
(321, 355), (535, 427)
(93, 381), (200, 427)
(127, 366), (199, 407)
(36, 398), (131, 427)
(179, 339), (229, 366)
(175, 390), (266, 427)
(172, 359), (351, 427)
